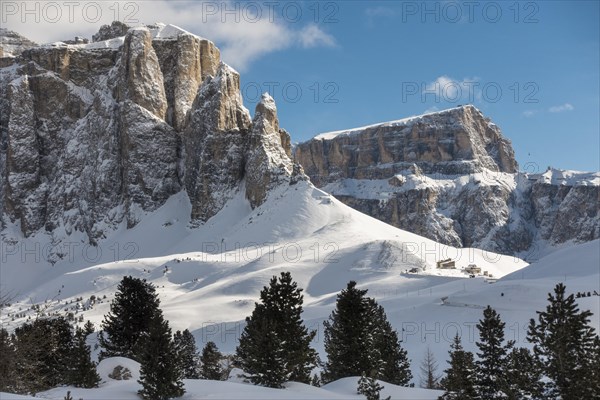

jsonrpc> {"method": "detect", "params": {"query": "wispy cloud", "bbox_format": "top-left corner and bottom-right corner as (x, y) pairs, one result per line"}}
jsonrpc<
(365, 6), (396, 26)
(523, 103), (574, 118)
(1, 0), (336, 72)
(297, 24), (336, 48)
(548, 103), (574, 113)
(424, 76), (481, 102)
(522, 110), (538, 117)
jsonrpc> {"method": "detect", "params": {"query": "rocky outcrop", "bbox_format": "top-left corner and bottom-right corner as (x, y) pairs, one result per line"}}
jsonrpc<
(297, 108), (599, 257)
(92, 21), (130, 42)
(0, 28), (37, 58)
(296, 106), (517, 187)
(245, 93), (294, 208)
(151, 25), (220, 131)
(117, 28), (167, 120)
(0, 24), (298, 251)
(183, 63), (251, 221)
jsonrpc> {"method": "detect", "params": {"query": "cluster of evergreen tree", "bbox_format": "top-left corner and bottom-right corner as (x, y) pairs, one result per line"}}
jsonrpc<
(98, 276), (185, 400)
(0, 317), (99, 394)
(439, 283), (600, 399)
(5, 273), (598, 399)
(323, 281), (412, 386)
(96, 276), (228, 399)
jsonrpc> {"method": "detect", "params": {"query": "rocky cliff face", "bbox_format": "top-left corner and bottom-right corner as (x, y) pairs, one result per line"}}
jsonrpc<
(296, 108), (599, 257)
(0, 28), (37, 59)
(0, 23), (301, 253)
(296, 106), (517, 186)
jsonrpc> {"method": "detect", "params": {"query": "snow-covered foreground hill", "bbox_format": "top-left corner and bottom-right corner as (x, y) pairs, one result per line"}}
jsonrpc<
(1, 357), (444, 399)
(1, 180), (598, 396)
(3, 378), (443, 400)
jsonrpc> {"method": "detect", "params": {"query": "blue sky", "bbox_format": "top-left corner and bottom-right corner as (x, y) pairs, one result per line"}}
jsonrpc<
(238, 1), (600, 172)
(5, 1), (599, 171)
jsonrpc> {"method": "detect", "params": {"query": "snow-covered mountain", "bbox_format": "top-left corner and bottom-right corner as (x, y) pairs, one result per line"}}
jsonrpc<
(0, 23), (598, 399)
(0, 28), (37, 59)
(0, 22), (299, 262)
(296, 106), (600, 258)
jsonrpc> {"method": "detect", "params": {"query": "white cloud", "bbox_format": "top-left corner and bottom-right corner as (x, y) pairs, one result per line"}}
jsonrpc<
(1, 0), (336, 71)
(365, 6), (396, 27)
(548, 103), (574, 113)
(522, 110), (537, 117)
(424, 76), (481, 103)
(424, 106), (439, 113)
(297, 24), (336, 48)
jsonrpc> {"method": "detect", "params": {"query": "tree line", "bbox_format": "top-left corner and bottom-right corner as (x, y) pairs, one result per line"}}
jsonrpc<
(439, 282), (600, 400)
(1, 273), (598, 400)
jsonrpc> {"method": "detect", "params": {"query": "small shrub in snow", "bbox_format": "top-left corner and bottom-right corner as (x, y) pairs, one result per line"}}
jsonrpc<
(108, 365), (133, 380)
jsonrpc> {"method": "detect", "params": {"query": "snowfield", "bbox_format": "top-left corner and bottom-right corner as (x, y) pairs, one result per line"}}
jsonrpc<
(2, 377), (443, 400)
(1, 180), (598, 398)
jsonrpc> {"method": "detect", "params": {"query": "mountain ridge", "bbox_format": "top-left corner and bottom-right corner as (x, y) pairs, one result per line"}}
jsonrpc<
(0, 23), (303, 261)
(296, 106), (599, 257)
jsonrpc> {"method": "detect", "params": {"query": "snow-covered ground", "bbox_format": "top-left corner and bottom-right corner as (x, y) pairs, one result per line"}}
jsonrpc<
(1, 180), (598, 396)
(2, 378), (443, 400)
(0, 357), (444, 399)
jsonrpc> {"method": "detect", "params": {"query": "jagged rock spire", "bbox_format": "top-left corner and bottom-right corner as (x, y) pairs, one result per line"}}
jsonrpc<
(245, 93), (294, 208)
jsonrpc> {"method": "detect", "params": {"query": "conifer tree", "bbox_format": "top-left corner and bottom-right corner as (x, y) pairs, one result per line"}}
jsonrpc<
(200, 341), (224, 380)
(12, 317), (74, 392)
(504, 347), (543, 400)
(419, 347), (440, 389)
(589, 336), (600, 397)
(0, 328), (16, 391)
(83, 320), (95, 336)
(174, 329), (200, 379)
(238, 316), (287, 387)
(371, 301), (412, 386)
(236, 272), (318, 387)
(439, 334), (477, 400)
(323, 281), (412, 385)
(527, 283), (599, 399)
(323, 281), (373, 383)
(99, 276), (161, 361)
(358, 372), (391, 400)
(68, 327), (101, 388)
(137, 311), (185, 400)
(475, 306), (512, 400)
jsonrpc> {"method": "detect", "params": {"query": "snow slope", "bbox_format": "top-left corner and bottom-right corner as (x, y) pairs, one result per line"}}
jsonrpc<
(1, 181), (597, 388)
(2, 378), (443, 400)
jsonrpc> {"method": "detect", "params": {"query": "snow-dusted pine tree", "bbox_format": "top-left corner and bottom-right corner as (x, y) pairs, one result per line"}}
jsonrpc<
(371, 300), (412, 386)
(236, 272), (318, 387)
(323, 281), (412, 385)
(200, 341), (224, 380)
(174, 329), (200, 379)
(12, 317), (74, 392)
(67, 327), (101, 388)
(504, 347), (543, 399)
(137, 311), (185, 400)
(357, 373), (390, 400)
(237, 316), (287, 387)
(527, 283), (599, 399)
(439, 334), (477, 400)
(99, 276), (161, 361)
(475, 306), (512, 399)
(323, 281), (373, 383)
